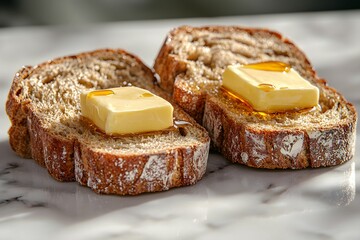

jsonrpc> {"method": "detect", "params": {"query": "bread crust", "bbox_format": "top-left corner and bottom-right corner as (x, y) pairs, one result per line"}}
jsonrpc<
(154, 26), (357, 169)
(74, 138), (209, 195)
(6, 49), (210, 194)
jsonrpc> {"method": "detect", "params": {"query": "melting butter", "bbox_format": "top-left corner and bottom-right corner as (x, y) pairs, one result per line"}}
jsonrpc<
(222, 61), (319, 113)
(81, 87), (174, 135)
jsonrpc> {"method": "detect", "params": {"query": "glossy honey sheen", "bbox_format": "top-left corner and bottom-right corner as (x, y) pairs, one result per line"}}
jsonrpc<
(243, 61), (291, 73)
(257, 83), (276, 92)
(221, 86), (319, 117)
(87, 89), (114, 98)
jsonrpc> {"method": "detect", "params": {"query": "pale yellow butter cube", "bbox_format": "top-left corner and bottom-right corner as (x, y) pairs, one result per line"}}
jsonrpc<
(80, 87), (174, 135)
(222, 63), (319, 113)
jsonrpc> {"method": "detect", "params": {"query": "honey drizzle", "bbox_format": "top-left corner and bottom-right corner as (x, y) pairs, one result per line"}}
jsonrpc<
(258, 83), (276, 92)
(220, 86), (318, 118)
(244, 61), (293, 92)
(243, 61), (291, 72)
(87, 89), (114, 98)
(221, 86), (253, 111)
(141, 92), (154, 98)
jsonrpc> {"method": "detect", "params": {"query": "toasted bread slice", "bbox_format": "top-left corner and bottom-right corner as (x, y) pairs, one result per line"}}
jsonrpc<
(154, 26), (357, 169)
(6, 49), (210, 195)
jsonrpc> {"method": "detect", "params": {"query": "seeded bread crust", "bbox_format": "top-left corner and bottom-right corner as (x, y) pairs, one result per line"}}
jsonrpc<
(6, 49), (210, 195)
(154, 26), (357, 169)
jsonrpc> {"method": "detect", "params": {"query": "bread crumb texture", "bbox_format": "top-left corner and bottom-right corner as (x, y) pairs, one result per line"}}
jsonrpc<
(21, 51), (204, 151)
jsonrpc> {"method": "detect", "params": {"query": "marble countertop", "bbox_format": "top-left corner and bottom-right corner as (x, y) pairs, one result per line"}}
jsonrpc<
(0, 10), (359, 240)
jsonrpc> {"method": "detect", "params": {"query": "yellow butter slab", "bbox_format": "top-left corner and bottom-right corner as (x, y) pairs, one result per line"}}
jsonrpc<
(222, 62), (319, 113)
(81, 87), (173, 134)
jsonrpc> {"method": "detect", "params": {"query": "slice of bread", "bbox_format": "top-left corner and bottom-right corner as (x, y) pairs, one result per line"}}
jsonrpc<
(6, 49), (210, 195)
(154, 26), (357, 169)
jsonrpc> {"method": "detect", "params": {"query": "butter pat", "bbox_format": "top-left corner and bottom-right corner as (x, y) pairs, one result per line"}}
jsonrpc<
(80, 87), (174, 135)
(222, 62), (319, 113)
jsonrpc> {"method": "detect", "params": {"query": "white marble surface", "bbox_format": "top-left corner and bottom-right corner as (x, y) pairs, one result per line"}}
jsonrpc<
(0, 10), (360, 240)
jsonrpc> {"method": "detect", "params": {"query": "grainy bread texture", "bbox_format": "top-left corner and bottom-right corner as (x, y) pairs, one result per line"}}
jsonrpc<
(6, 49), (210, 195)
(154, 26), (357, 169)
